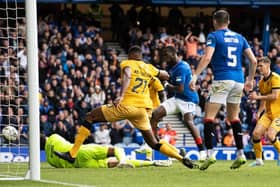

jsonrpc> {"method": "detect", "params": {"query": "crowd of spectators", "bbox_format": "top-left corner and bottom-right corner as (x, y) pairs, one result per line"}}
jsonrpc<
(1, 5), (280, 148)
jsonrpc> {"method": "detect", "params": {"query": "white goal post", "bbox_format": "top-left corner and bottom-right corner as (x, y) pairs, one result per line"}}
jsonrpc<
(26, 0), (40, 181)
(0, 0), (40, 181)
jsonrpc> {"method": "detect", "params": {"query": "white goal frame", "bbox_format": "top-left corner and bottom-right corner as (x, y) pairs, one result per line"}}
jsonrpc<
(0, 0), (40, 181)
(26, 0), (40, 181)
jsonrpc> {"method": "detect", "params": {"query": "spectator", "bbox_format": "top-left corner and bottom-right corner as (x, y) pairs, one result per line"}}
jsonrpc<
(109, 121), (124, 146)
(122, 120), (135, 146)
(185, 32), (199, 67)
(158, 122), (177, 146)
(94, 123), (111, 145)
(40, 115), (53, 136)
(223, 129), (235, 147)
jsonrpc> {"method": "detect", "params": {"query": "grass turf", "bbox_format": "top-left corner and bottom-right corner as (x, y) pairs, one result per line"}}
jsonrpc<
(0, 161), (279, 187)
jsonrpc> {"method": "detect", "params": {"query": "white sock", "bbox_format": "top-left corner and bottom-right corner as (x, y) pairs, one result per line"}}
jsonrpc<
(207, 149), (213, 158)
(237, 149), (244, 157)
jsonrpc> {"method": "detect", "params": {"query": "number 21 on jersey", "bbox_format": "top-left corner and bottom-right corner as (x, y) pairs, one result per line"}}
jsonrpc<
(132, 77), (148, 94)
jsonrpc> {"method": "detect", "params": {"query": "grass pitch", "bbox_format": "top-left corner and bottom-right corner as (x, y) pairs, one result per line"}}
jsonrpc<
(0, 161), (279, 187)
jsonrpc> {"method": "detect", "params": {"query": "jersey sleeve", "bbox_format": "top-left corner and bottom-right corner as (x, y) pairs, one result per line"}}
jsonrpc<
(272, 75), (280, 89)
(241, 36), (250, 50)
(173, 68), (186, 85)
(120, 60), (129, 70)
(147, 64), (160, 77)
(206, 33), (216, 48)
(153, 77), (164, 92)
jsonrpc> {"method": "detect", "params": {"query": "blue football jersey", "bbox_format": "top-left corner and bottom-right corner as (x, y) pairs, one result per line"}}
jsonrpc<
(206, 29), (250, 83)
(169, 61), (199, 104)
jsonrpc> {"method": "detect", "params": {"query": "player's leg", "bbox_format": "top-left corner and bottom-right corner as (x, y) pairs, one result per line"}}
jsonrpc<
(200, 80), (232, 170)
(199, 102), (221, 170)
(184, 113), (206, 160)
(140, 129), (197, 169)
(227, 103), (246, 169)
(179, 101), (205, 161)
(150, 97), (181, 154)
(150, 97), (176, 137)
(267, 118), (280, 166)
(126, 159), (172, 167)
(250, 116), (268, 166)
(150, 106), (167, 138)
(131, 107), (197, 169)
(55, 105), (114, 162)
(224, 81), (247, 169)
(135, 142), (153, 161)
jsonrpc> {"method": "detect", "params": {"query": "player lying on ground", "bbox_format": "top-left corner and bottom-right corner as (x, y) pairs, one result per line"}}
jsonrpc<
(41, 133), (172, 168)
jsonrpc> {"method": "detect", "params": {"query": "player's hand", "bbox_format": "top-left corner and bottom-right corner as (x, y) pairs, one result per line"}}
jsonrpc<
(244, 80), (254, 93)
(189, 75), (197, 91)
(163, 81), (170, 88)
(113, 96), (123, 106)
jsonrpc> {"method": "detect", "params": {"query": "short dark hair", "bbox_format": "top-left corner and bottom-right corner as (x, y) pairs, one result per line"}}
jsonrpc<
(213, 10), (230, 25)
(128, 45), (142, 60)
(163, 46), (177, 55)
(257, 56), (271, 64)
(160, 46), (177, 63)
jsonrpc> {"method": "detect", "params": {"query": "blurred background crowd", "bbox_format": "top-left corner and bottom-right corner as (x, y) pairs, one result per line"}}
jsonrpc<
(1, 4), (280, 149)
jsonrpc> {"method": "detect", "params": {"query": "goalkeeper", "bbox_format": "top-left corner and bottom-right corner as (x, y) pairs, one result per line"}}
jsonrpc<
(41, 134), (171, 168)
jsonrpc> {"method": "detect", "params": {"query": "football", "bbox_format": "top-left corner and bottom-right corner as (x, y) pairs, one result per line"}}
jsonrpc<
(2, 126), (18, 141)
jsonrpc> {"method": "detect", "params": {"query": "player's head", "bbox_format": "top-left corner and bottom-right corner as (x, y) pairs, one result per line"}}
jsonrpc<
(212, 10), (230, 29)
(161, 46), (177, 66)
(257, 56), (271, 75)
(128, 45), (142, 61)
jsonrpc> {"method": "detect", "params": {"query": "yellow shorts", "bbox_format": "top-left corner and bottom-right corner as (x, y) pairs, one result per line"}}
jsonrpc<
(258, 113), (280, 132)
(101, 104), (152, 131)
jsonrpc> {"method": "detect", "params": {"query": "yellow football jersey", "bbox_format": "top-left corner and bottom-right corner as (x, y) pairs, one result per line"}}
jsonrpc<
(120, 60), (159, 108)
(259, 72), (280, 118)
(149, 77), (164, 109)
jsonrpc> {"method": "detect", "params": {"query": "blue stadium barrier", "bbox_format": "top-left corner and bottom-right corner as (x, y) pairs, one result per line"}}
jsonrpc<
(0, 146), (278, 162)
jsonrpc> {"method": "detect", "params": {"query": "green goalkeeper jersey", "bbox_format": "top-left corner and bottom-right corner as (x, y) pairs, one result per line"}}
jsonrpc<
(45, 134), (109, 168)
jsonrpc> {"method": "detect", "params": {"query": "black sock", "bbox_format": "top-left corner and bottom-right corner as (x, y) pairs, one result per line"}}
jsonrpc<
(204, 120), (215, 150)
(253, 139), (260, 143)
(81, 119), (92, 129)
(197, 144), (204, 152)
(231, 120), (243, 150)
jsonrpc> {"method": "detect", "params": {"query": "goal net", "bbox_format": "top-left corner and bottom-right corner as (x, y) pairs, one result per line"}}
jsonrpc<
(0, 0), (40, 180)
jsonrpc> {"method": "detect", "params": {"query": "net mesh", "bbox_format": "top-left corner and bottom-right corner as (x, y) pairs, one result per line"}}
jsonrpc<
(0, 0), (29, 178)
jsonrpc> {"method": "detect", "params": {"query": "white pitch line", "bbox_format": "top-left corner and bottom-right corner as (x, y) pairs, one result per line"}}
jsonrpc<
(40, 179), (96, 187)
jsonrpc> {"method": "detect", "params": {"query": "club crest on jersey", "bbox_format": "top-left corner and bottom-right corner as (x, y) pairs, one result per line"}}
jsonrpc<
(206, 39), (212, 45)
(176, 76), (182, 82)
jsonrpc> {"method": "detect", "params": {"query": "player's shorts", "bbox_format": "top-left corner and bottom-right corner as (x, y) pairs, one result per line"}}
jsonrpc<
(102, 104), (152, 131)
(208, 80), (244, 104)
(161, 97), (196, 116)
(258, 113), (280, 132)
(76, 144), (109, 168)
